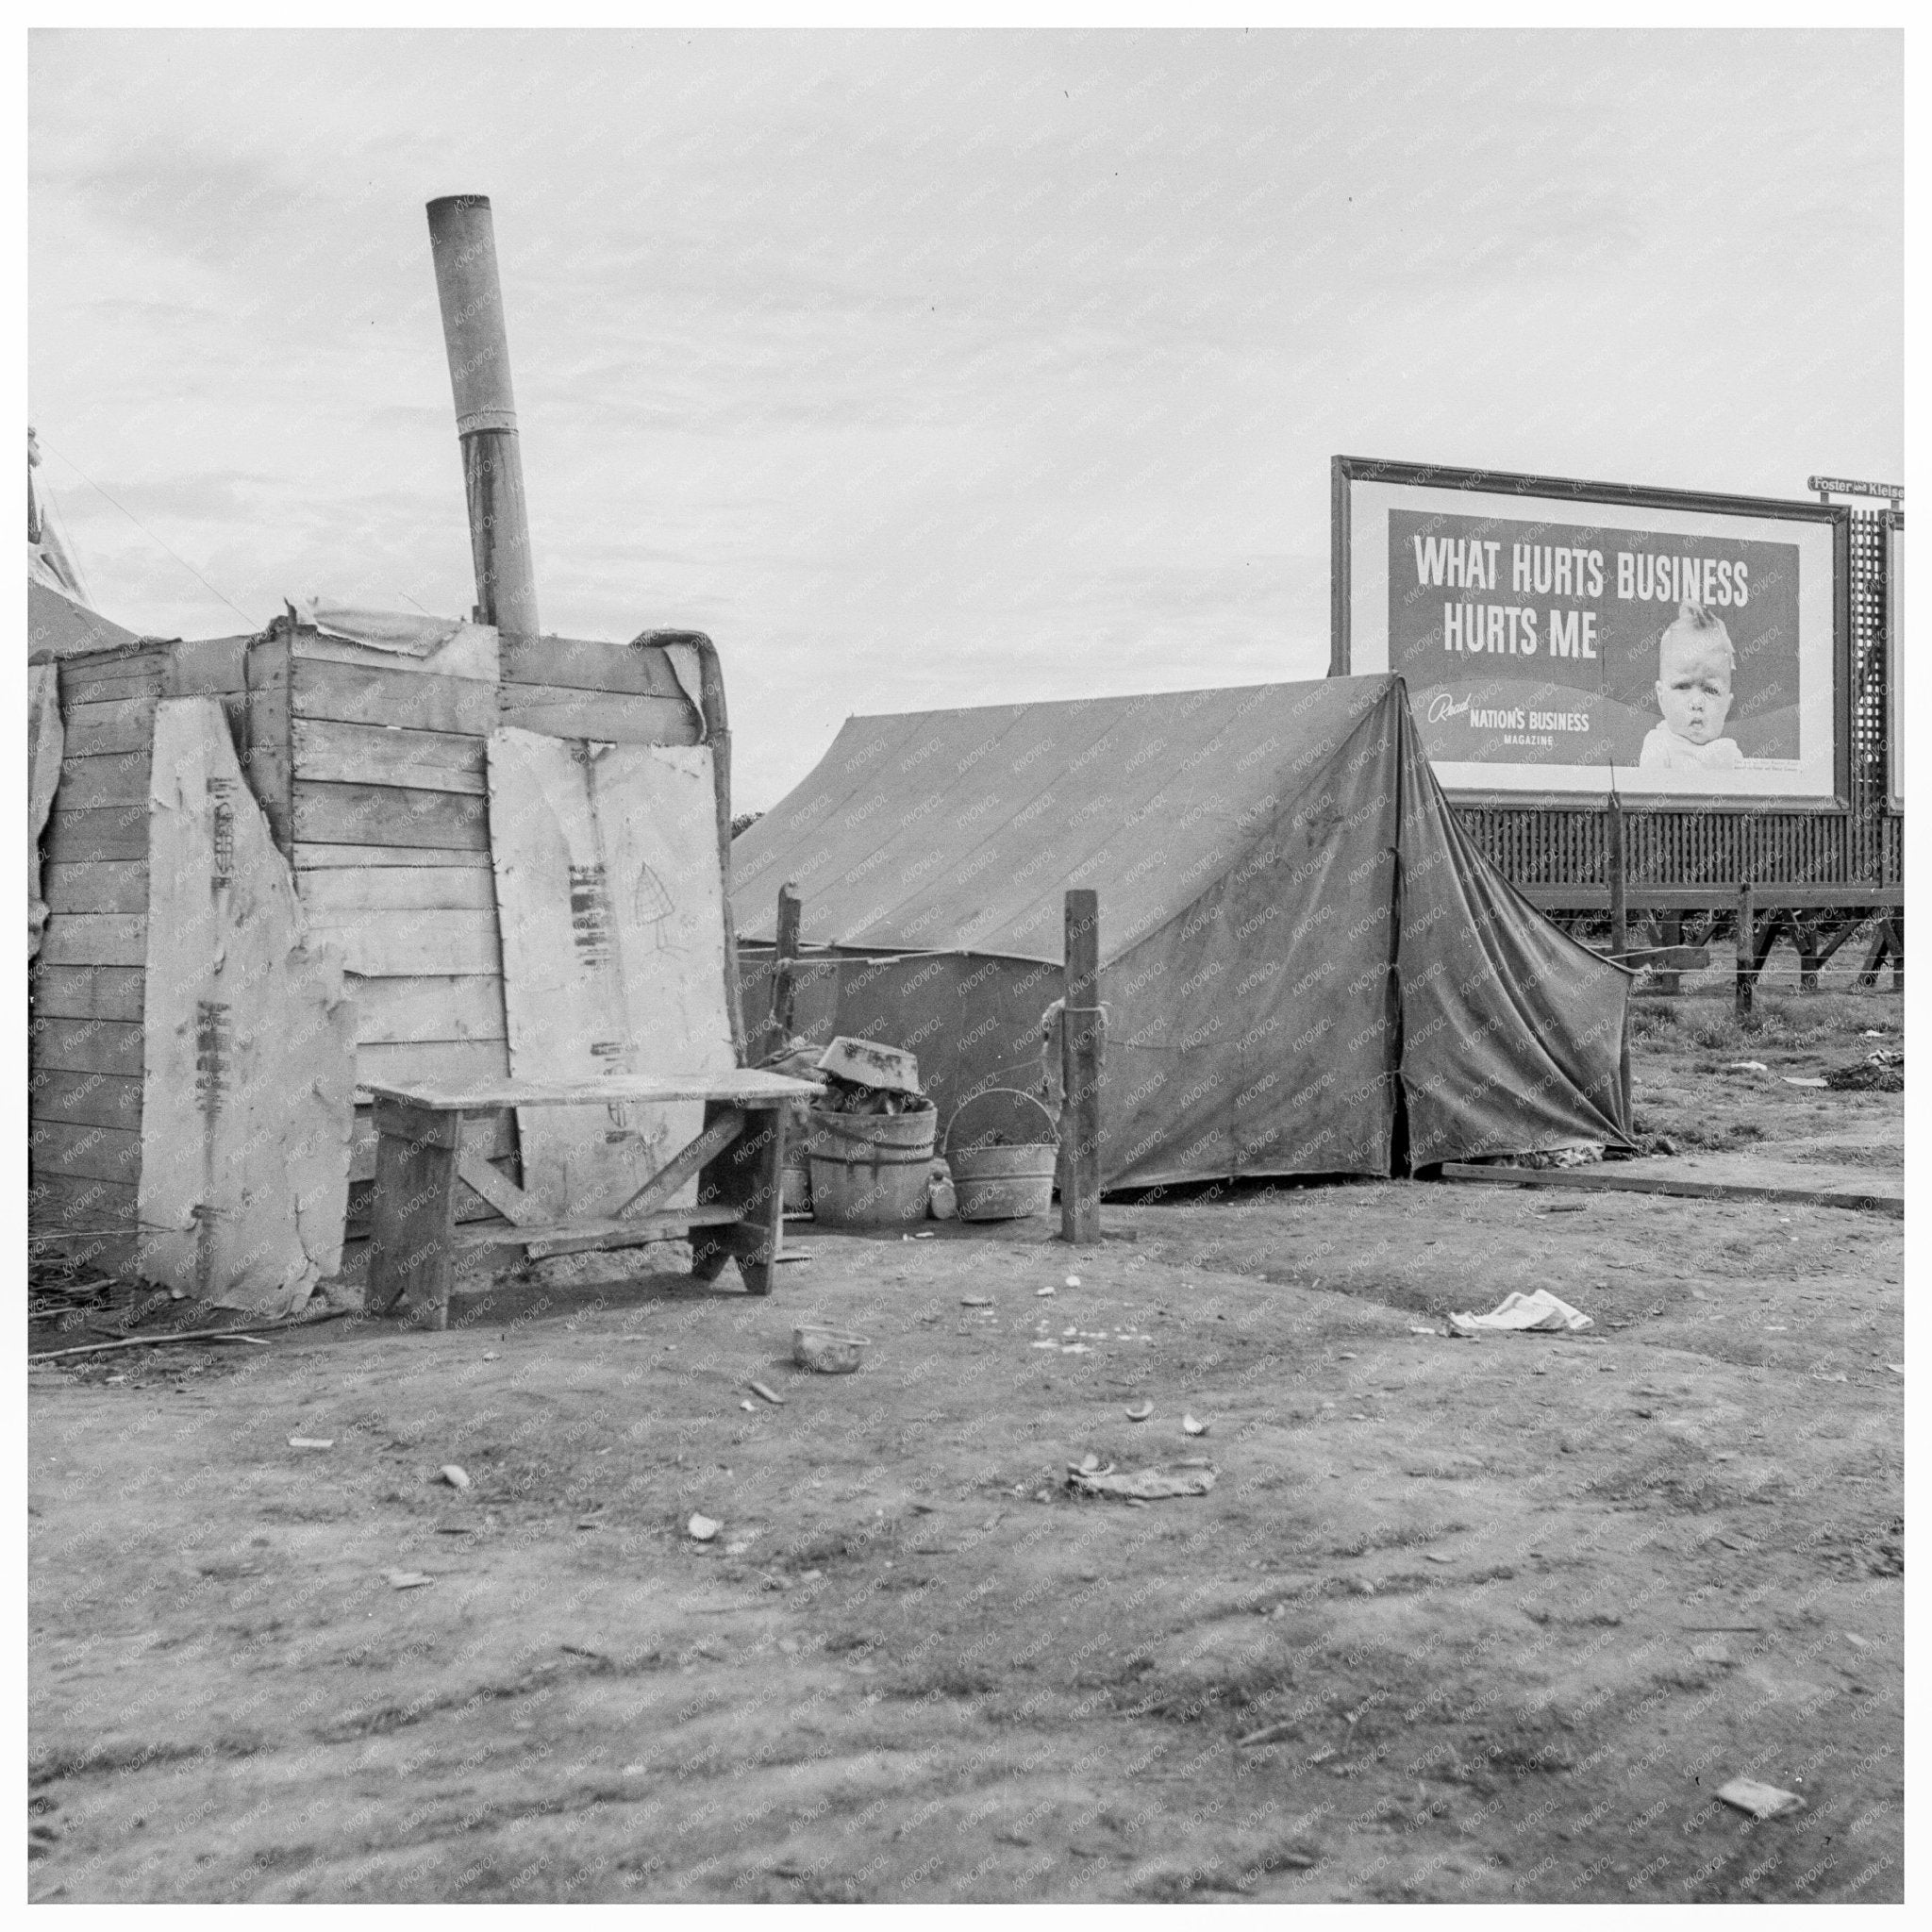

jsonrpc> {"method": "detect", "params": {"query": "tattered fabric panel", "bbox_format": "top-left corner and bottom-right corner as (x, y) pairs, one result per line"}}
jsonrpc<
(1392, 700), (1635, 1165)
(28, 659), (62, 959)
(488, 728), (737, 1221)
(139, 698), (357, 1314)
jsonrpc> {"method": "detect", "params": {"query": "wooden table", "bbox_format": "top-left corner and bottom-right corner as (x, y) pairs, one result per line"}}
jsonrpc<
(363, 1070), (823, 1328)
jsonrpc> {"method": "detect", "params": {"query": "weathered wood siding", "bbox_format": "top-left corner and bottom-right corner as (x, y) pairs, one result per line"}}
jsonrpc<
(28, 641), (251, 1278)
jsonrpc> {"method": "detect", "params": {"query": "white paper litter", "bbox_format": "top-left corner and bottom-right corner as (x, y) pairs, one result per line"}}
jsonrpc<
(1722, 1060), (1769, 1073)
(1717, 1777), (1804, 1821)
(1070, 1465), (1216, 1501)
(1783, 1076), (1828, 1089)
(1449, 1290), (1594, 1335)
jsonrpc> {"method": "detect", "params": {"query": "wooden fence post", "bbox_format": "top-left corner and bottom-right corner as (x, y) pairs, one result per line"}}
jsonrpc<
(1735, 881), (1756, 1020)
(765, 882), (801, 1058)
(1607, 792), (1627, 958)
(1061, 889), (1102, 1245)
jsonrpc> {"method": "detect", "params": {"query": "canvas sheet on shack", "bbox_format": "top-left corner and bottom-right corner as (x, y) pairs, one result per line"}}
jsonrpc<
(488, 727), (736, 1220)
(139, 698), (357, 1313)
(28, 658), (62, 958)
(733, 675), (1632, 1186)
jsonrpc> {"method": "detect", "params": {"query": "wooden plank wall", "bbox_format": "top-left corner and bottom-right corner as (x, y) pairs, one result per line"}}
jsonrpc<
(252, 624), (706, 1256)
(28, 640), (252, 1277)
(31, 621), (714, 1284)
(242, 627), (513, 1242)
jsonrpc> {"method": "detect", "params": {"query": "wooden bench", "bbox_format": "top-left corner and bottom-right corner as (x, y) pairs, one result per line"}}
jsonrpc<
(363, 1070), (823, 1328)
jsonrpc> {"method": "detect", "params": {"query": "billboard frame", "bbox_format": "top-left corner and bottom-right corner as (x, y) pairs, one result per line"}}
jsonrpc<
(1886, 511), (1904, 813)
(1331, 455), (1855, 811)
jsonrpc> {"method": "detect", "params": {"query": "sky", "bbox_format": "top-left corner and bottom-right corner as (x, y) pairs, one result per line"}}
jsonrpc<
(29, 28), (1902, 808)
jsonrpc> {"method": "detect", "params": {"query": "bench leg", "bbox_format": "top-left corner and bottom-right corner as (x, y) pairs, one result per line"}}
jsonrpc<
(692, 1099), (786, 1296)
(369, 1099), (463, 1329)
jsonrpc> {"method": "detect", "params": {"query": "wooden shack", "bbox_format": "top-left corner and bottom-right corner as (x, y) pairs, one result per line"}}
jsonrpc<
(28, 619), (742, 1312)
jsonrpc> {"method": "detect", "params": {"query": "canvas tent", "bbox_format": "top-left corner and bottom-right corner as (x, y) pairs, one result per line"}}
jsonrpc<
(731, 675), (1634, 1189)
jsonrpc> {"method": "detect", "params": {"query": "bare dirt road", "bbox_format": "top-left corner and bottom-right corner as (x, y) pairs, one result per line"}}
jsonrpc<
(28, 991), (1903, 1902)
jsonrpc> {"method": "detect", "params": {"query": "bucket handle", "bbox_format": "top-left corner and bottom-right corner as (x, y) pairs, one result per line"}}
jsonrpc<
(944, 1086), (1060, 1157)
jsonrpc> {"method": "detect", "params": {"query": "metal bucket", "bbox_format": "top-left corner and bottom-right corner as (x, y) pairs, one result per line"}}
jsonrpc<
(945, 1089), (1059, 1223)
(806, 1105), (937, 1229)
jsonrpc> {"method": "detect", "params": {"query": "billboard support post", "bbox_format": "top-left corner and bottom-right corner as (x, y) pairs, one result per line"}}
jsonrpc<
(1736, 882), (1757, 1020)
(1607, 791), (1627, 957)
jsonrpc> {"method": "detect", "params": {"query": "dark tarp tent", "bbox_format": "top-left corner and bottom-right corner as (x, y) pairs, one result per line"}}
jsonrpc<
(731, 675), (1633, 1189)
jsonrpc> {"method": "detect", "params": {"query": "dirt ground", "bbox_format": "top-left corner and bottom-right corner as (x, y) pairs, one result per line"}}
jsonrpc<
(28, 984), (1904, 1903)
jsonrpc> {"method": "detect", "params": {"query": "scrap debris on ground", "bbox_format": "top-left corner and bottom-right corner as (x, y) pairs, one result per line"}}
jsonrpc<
(26, 991), (1902, 1904)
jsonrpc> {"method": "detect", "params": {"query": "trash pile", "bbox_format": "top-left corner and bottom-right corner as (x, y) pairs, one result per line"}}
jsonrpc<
(1825, 1048), (1904, 1093)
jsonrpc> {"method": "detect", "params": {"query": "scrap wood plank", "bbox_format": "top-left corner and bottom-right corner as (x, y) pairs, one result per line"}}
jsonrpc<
(360, 1070), (811, 1110)
(291, 780), (490, 851)
(303, 908), (503, 979)
(343, 973), (507, 1045)
(29, 1172), (139, 1231)
(58, 638), (249, 707)
(27, 1120), (142, 1185)
(496, 684), (700, 746)
(29, 1070), (142, 1132)
(291, 620), (497, 684)
(291, 716), (487, 794)
(1439, 1161), (1904, 1217)
(30, 965), (145, 1023)
(294, 841), (493, 872)
(291, 657), (500, 736)
(161, 636), (253, 695)
(58, 694), (156, 758)
(43, 805), (150, 863)
(56, 752), (152, 808)
(456, 1204), (741, 1250)
(43, 861), (148, 916)
(29, 1016), (146, 1077)
(58, 654), (164, 706)
(499, 637), (691, 699)
(296, 864), (497, 912)
(356, 1039), (512, 1091)
(37, 916), (147, 969)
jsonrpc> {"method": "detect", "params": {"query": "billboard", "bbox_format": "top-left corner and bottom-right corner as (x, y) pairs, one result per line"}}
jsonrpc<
(1332, 458), (1851, 804)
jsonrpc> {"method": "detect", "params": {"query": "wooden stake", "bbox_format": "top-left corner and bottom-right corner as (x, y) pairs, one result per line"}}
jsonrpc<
(1061, 889), (1102, 1246)
(1606, 792), (1627, 958)
(1735, 881), (1756, 1019)
(768, 883), (802, 1058)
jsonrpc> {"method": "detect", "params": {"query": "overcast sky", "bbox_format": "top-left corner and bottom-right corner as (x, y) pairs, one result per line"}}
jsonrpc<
(30, 28), (1901, 808)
